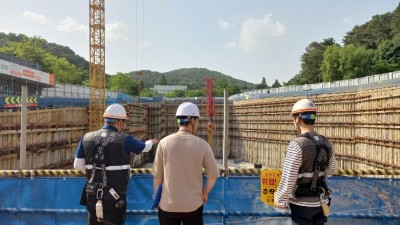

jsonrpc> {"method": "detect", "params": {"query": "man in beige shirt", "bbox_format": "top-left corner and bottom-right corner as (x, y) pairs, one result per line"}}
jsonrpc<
(152, 102), (220, 225)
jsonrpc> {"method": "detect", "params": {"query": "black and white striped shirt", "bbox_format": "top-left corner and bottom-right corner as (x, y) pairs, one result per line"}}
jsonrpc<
(274, 141), (338, 207)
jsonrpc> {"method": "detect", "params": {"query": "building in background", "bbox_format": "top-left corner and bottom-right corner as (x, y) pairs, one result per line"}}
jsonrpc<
(0, 53), (55, 97)
(151, 85), (187, 94)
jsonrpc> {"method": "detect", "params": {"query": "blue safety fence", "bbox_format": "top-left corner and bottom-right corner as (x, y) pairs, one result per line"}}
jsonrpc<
(0, 176), (399, 225)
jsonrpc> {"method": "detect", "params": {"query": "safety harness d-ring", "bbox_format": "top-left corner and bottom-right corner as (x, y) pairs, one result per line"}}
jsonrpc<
(97, 183), (104, 200)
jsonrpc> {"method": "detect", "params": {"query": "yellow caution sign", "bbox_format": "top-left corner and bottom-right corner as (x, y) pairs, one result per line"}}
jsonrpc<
(260, 169), (281, 206)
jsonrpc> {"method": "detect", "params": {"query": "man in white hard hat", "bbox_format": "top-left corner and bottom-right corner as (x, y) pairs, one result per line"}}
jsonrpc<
(274, 99), (337, 225)
(152, 102), (219, 225)
(74, 103), (159, 225)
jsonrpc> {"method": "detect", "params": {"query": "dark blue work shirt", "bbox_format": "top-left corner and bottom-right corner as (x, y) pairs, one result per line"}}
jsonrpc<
(75, 125), (145, 159)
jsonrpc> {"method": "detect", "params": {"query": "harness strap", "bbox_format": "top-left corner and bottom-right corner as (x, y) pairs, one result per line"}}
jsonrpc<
(88, 131), (117, 187)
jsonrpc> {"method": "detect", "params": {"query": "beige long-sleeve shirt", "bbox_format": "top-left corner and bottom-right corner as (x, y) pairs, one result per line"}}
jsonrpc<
(152, 133), (220, 212)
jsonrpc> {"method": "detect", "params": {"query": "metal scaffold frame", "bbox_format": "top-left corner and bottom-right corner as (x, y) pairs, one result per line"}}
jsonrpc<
(89, 0), (106, 131)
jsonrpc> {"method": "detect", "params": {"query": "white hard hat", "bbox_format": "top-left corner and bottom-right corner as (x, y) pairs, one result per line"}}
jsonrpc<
(103, 104), (127, 120)
(176, 102), (200, 118)
(291, 99), (317, 115)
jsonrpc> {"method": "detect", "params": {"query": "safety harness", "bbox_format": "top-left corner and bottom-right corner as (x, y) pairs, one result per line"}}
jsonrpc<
(295, 132), (331, 197)
(86, 131), (125, 225)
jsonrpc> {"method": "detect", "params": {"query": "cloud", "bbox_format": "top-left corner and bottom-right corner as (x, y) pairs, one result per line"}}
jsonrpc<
(226, 41), (237, 48)
(106, 21), (130, 41)
(23, 11), (50, 24)
(238, 14), (286, 53)
(218, 18), (234, 29)
(57, 17), (87, 33)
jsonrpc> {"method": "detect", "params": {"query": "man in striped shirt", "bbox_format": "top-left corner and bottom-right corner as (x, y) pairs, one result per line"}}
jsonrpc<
(274, 99), (338, 225)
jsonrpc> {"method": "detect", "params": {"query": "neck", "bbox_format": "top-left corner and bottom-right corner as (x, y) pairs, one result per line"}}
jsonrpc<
(178, 126), (193, 134)
(300, 126), (314, 134)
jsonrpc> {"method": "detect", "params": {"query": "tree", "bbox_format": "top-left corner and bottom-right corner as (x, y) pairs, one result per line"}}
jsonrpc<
(257, 77), (268, 89)
(0, 36), (85, 84)
(165, 89), (185, 98)
(185, 89), (205, 97)
(271, 79), (282, 88)
(390, 3), (400, 37)
(227, 84), (241, 95)
(343, 13), (392, 49)
(372, 37), (400, 73)
(140, 88), (159, 97)
(298, 38), (336, 84)
(108, 72), (135, 93)
(320, 45), (342, 81)
(159, 74), (168, 85)
(338, 45), (375, 79)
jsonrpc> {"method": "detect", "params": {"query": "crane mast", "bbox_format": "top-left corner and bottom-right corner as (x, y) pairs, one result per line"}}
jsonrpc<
(89, 0), (106, 131)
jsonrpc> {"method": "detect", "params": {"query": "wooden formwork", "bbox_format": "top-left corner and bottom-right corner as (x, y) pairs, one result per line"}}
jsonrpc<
(232, 87), (400, 171)
(0, 108), (88, 169)
(2, 86), (399, 171)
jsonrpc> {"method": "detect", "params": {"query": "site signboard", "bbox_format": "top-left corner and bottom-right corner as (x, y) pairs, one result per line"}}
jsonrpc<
(260, 169), (281, 206)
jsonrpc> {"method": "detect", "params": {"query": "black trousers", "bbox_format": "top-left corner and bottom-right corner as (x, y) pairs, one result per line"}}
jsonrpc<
(86, 195), (126, 225)
(289, 203), (325, 225)
(158, 205), (204, 225)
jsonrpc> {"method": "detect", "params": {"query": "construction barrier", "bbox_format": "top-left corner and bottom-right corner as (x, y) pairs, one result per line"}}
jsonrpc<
(0, 168), (399, 177)
(0, 173), (399, 225)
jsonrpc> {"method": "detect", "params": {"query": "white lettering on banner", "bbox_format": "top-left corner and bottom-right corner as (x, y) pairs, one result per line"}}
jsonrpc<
(0, 59), (54, 85)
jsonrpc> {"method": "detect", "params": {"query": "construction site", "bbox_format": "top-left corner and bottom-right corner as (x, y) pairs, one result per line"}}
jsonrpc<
(1, 1), (400, 225)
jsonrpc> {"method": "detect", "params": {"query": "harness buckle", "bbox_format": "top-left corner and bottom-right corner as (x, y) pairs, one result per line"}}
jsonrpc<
(96, 183), (104, 200)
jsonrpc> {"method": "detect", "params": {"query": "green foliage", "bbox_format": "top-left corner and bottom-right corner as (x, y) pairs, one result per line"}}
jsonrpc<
(159, 74), (168, 85)
(320, 44), (375, 81)
(257, 77), (268, 89)
(140, 88), (159, 97)
(338, 45), (375, 79)
(185, 89), (205, 97)
(373, 37), (400, 73)
(109, 72), (136, 93)
(390, 3), (400, 37)
(343, 13), (392, 49)
(320, 45), (342, 81)
(0, 33), (87, 85)
(165, 90), (186, 98)
(271, 79), (281, 88)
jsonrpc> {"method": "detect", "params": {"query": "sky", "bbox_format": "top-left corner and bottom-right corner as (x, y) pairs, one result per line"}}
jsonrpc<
(0, 0), (399, 85)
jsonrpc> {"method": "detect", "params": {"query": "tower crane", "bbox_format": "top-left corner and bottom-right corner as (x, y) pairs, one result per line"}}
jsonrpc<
(89, 0), (106, 131)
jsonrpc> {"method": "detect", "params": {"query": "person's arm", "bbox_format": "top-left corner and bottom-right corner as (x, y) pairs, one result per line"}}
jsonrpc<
(274, 141), (302, 209)
(202, 145), (220, 205)
(326, 149), (338, 175)
(124, 136), (159, 156)
(202, 178), (217, 204)
(152, 142), (164, 195)
(73, 139), (86, 170)
(142, 139), (159, 152)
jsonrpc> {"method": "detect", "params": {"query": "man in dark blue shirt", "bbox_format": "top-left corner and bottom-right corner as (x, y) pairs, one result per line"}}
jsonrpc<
(74, 104), (158, 225)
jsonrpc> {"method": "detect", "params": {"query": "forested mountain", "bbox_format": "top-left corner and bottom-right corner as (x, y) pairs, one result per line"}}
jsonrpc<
(285, 3), (400, 85)
(126, 68), (254, 90)
(0, 32), (255, 96)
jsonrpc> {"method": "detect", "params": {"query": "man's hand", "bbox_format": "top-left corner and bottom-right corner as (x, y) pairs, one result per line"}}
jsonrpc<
(202, 193), (208, 205)
(150, 139), (159, 145)
(274, 202), (287, 209)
